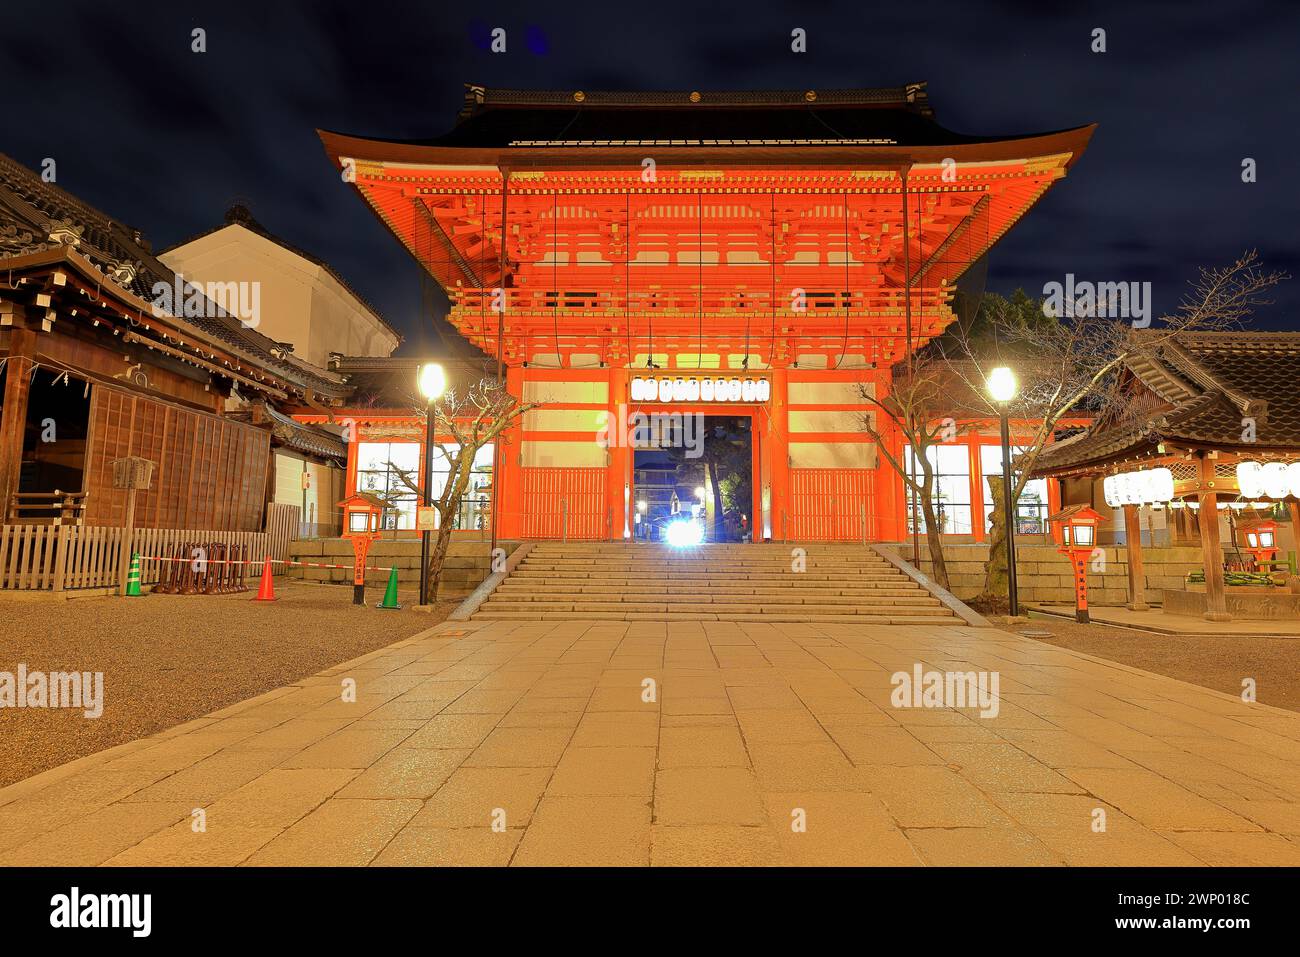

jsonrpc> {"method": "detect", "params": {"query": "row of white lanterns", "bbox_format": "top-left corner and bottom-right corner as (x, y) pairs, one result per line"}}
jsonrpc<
(1102, 468), (1174, 507)
(1103, 462), (1299, 509)
(1236, 461), (1300, 500)
(629, 376), (772, 404)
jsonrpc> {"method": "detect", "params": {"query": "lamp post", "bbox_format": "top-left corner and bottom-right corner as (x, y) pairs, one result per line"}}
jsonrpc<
(417, 362), (447, 607)
(988, 366), (1019, 617)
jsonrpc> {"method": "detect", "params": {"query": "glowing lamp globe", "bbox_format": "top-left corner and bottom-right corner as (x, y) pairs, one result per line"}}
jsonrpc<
(987, 366), (1018, 404)
(417, 362), (447, 402)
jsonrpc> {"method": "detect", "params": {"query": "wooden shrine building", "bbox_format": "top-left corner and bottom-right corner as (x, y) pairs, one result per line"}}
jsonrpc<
(0, 153), (349, 533)
(1033, 331), (1300, 621)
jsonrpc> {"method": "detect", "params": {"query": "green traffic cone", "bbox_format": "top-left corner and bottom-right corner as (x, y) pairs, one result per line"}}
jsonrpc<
(376, 566), (401, 610)
(125, 552), (143, 597)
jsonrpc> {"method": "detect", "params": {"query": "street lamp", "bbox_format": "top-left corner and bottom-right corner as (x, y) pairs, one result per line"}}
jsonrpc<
(987, 366), (1020, 616)
(417, 362), (447, 607)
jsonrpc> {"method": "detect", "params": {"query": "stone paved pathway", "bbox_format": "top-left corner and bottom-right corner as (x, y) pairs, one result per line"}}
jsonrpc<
(2, 618), (1299, 866)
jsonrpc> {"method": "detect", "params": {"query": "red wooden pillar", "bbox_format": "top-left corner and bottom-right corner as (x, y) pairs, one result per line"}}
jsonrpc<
(607, 366), (630, 540)
(0, 327), (37, 518)
(967, 434), (985, 542)
(768, 367), (790, 540)
(498, 365), (526, 540)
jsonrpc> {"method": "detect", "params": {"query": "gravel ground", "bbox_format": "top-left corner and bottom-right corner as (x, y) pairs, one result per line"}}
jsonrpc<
(0, 581), (453, 787)
(995, 613), (1300, 714)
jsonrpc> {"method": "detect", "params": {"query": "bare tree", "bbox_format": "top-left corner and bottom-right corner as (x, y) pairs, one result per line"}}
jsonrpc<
(943, 251), (1286, 609)
(859, 359), (972, 589)
(386, 377), (538, 599)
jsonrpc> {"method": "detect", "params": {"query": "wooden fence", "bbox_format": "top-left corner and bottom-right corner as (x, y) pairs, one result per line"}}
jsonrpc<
(265, 503), (300, 563)
(788, 468), (879, 542)
(520, 467), (608, 540)
(0, 524), (269, 593)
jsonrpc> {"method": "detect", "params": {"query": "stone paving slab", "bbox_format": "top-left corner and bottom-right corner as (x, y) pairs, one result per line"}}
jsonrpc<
(3, 617), (1300, 866)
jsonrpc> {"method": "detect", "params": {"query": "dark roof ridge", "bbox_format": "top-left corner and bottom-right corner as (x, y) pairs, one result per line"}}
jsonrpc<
(459, 82), (935, 118)
(1158, 339), (1257, 416)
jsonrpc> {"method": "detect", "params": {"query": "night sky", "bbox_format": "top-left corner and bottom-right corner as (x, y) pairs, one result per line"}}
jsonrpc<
(3, 0), (1297, 353)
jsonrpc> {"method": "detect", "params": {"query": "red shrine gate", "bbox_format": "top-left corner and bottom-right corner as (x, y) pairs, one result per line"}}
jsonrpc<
(311, 85), (1092, 542)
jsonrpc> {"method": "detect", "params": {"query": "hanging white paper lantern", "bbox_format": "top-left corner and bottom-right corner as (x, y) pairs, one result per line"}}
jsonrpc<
(1103, 475), (1121, 507)
(1287, 462), (1300, 498)
(1103, 467), (1174, 506)
(1236, 461), (1263, 499)
(1262, 461), (1290, 499)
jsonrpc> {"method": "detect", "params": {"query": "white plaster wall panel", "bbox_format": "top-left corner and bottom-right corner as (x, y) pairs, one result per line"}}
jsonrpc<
(161, 225), (399, 367)
(790, 442), (877, 469)
(522, 380), (609, 404)
(524, 409), (607, 431)
(522, 440), (607, 468)
(788, 381), (875, 404)
(674, 354), (721, 369)
(788, 410), (868, 434)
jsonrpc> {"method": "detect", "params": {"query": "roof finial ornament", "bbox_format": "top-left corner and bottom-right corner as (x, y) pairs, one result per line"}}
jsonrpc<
(47, 220), (83, 247)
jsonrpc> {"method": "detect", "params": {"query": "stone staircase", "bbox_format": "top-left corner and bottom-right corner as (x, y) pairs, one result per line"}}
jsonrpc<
(472, 542), (963, 623)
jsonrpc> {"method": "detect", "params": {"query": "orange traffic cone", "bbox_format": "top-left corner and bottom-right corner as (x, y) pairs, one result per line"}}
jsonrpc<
(251, 555), (278, 602)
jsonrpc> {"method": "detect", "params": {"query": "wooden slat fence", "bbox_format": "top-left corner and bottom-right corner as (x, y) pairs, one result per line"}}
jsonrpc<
(265, 503), (300, 563)
(0, 524), (269, 593)
(788, 468), (878, 542)
(520, 467), (607, 540)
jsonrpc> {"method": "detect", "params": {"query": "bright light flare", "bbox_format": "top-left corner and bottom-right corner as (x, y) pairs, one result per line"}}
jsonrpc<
(665, 520), (703, 548)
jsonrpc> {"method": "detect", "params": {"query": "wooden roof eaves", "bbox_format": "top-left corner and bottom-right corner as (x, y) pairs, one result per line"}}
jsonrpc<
(1122, 352), (1200, 406)
(317, 125), (1097, 174)
(2, 246), (349, 400)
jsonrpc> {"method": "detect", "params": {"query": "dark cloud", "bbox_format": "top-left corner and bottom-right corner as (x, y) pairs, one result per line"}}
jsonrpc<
(2, 0), (1295, 352)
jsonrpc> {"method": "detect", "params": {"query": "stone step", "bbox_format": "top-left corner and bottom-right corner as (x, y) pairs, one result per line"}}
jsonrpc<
(473, 610), (959, 624)
(486, 592), (940, 606)
(513, 567), (903, 579)
(517, 556), (894, 572)
(481, 597), (952, 614)
(473, 542), (961, 624)
(494, 584), (933, 598)
(520, 554), (891, 563)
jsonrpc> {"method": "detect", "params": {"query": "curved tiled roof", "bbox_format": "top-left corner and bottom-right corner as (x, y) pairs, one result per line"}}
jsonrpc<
(264, 404), (348, 459)
(420, 83), (1071, 149)
(0, 153), (349, 399)
(319, 83), (1095, 171)
(1033, 331), (1300, 475)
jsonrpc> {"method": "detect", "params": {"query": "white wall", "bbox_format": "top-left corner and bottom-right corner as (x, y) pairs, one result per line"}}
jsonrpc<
(161, 224), (400, 368)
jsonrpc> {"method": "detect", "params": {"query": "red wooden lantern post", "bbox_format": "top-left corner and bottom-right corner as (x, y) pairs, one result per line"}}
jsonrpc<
(338, 492), (385, 605)
(1048, 504), (1105, 623)
(1238, 518), (1278, 570)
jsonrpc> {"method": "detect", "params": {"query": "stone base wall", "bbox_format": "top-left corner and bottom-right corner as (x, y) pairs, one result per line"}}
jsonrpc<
(1162, 587), (1300, 619)
(878, 542), (1215, 606)
(287, 539), (520, 599)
